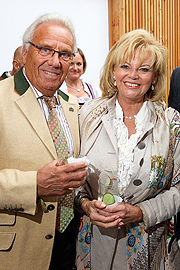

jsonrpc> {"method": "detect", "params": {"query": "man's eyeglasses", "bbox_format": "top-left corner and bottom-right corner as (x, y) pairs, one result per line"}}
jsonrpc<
(28, 42), (75, 62)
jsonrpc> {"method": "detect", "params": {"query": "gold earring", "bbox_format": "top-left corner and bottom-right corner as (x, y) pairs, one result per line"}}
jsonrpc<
(114, 75), (116, 86)
(151, 80), (155, 91)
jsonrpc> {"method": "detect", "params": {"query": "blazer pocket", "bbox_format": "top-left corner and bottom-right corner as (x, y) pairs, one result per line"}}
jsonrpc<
(0, 213), (16, 226)
(0, 232), (16, 251)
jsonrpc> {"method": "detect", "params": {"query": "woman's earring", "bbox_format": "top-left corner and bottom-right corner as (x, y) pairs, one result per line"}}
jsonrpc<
(151, 80), (155, 91)
(114, 75), (116, 86)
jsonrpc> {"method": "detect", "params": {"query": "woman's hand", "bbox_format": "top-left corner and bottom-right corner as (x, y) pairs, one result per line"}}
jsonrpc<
(97, 201), (143, 226)
(168, 219), (174, 236)
(81, 199), (123, 229)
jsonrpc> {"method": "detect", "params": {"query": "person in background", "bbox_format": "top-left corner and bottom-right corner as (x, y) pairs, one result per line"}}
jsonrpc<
(61, 47), (101, 108)
(0, 46), (24, 80)
(75, 29), (180, 269)
(0, 13), (88, 270)
(168, 66), (180, 241)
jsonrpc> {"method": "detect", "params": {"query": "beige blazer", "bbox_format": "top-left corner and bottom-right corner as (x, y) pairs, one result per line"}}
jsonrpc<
(78, 95), (180, 269)
(0, 69), (80, 270)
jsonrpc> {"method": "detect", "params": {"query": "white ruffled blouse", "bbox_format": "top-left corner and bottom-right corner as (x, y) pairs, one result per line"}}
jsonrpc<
(113, 99), (148, 198)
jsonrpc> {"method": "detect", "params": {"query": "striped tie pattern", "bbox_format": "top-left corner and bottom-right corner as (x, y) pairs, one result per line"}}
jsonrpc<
(43, 96), (74, 233)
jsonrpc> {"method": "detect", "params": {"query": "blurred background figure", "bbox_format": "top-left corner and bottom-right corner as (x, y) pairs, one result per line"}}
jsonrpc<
(0, 46), (24, 80)
(61, 48), (101, 108)
(168, 66), (180, 243)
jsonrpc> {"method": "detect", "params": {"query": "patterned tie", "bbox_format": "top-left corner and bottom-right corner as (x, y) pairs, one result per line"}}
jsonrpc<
(43, 96), (74, 233)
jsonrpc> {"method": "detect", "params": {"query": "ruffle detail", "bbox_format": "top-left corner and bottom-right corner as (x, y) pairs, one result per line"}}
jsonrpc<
(114, 100), (148, 196)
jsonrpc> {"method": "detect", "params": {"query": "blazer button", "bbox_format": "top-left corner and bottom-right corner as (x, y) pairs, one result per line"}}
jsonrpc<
(139, 158), (144, 166)
(133, 179), (142, 186)
(47, 204), (55, 211)
(45, 234), (53, 240)
(137, 141), (145, 149)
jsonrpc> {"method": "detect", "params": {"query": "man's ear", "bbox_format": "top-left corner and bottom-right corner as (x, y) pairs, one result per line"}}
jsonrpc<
(12, 60), (19, 72)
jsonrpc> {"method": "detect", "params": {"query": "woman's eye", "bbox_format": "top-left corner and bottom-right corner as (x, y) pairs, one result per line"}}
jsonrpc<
(120, 64), (129, 69)
(139, 68), (150, 73)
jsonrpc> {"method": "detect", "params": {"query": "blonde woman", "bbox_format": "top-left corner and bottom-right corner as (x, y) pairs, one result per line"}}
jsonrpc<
(75, 29), (180, 270)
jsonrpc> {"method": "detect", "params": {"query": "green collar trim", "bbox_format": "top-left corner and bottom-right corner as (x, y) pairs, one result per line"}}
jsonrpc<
(57, 89), (69, 102)
(14, 67), (29, 96)
(14, 68), (69, 102)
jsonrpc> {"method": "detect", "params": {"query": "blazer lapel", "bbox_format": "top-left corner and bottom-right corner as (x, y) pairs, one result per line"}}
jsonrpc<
(14, 69), (79, 158)
(81, 96), (117, 155)
(14, 69), (57, 159)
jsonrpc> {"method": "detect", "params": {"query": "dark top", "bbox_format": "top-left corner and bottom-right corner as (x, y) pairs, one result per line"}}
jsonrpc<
(168, 66), (180, 240)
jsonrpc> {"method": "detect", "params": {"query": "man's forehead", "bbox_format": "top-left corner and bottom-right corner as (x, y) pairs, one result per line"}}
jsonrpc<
(33, 23), (74, 45)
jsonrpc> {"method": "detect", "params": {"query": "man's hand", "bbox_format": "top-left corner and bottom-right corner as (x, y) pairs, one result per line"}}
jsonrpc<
(37, 159), (88, 196)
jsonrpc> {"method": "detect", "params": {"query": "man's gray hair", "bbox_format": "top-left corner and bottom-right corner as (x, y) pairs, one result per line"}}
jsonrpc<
(22, 13), (77, 52)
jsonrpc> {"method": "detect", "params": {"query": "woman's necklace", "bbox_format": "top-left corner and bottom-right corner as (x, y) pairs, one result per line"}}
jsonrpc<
(123, 115), (137, 120)
(66, 82), (83, 92)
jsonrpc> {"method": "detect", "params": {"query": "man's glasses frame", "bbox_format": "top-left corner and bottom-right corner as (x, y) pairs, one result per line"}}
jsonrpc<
(28, 41), (75, 62)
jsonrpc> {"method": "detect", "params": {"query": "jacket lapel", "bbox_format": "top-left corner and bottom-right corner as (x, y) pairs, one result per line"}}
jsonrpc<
(14, 69), (57, 159)
(81, 96), (117, 155)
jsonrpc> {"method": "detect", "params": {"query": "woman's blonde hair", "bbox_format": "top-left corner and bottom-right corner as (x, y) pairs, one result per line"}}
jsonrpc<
(100, 29), (167, 102)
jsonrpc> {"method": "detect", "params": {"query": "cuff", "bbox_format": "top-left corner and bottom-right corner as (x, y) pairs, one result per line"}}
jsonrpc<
(74, 192), (92, 214)
(136, 203), (149, 230)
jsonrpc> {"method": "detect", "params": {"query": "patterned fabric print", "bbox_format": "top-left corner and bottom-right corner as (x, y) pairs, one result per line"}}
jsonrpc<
(81, 98), (108, 137)
(79, 215), (91, 253)
(43, 96), (69, 159)
(148, 223), (168, 269)
(170, 110), (180, 180)
(148, 111), (180, 196)
(43, 96), (73, 233)
(126, 224), (148, 270)
(58, 193), (74, 232)
(170, 110), (180, 139)
(148, 155), (167, 196)
(126, 224), (146, 256)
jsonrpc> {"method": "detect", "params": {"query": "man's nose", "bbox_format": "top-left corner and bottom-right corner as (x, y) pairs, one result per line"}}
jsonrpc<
(48, 51), (61, 67)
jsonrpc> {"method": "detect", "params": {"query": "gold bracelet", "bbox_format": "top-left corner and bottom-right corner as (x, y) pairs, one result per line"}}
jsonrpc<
(80, 197), (90, 211)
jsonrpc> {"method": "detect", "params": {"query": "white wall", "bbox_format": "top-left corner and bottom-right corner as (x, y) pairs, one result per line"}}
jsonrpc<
(0, 0), (109, 87)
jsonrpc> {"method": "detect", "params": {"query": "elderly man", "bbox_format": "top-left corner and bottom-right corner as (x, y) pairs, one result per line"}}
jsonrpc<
(0, 13), (87, 270)
(0, 46), (24, 80)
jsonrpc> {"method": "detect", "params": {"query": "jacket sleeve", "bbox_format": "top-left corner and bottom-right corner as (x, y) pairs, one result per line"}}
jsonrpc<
(137, 184), (180, 229)
(137, 108), (180, 229)
(0, 169), (37, 215)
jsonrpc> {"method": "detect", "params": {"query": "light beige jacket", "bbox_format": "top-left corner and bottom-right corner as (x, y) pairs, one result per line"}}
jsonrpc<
(0, 69), (79, 270)
(78, 95), (180, 269)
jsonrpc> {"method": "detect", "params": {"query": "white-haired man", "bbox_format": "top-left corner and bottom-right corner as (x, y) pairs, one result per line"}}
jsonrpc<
(0, 13), (87, 270)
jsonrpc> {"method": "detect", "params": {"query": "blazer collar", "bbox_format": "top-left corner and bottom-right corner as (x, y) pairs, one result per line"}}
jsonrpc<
(81, 95), (117, 155)
(14, 67), (69, 102)
(82, 96), (157, 156)
(14, 68), (75, 159)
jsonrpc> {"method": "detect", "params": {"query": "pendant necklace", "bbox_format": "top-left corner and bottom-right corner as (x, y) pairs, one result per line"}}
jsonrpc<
(66, 82), (83, 92)
(123, 115), (137, 120)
